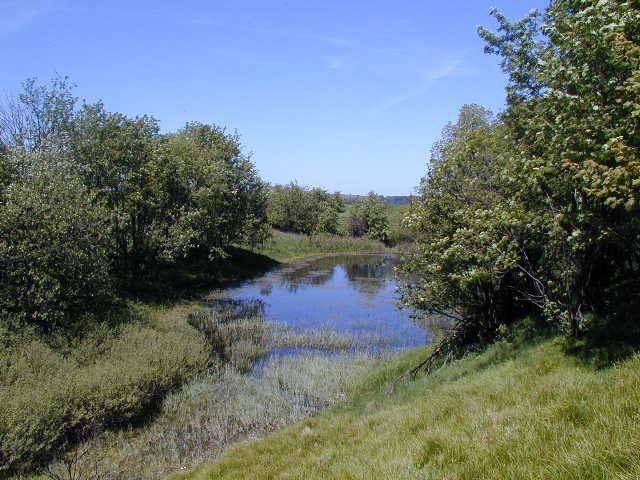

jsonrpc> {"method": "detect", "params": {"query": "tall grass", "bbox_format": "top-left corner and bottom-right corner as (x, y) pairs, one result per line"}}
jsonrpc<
(0, 303), (210, 475)
(253, 230), (388, 262)
(174, 335), (640, 480)
(19, 298), (382, 479)
(39, 354), (377, 480)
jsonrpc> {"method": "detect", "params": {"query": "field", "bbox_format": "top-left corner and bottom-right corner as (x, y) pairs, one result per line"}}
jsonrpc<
(253, 229), (389, 262)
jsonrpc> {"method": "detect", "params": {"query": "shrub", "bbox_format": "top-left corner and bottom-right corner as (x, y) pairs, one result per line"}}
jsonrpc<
(348, 192), (390, 243)
(0, 153), (113, 330)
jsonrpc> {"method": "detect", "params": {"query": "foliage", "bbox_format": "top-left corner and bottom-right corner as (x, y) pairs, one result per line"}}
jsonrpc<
(71, 103), (163, 278)
(0, 153), (113, 329)
(0, 76), (77, 152)
(428, 103), (493, 167)
(403, 1), (640, 362)
(154, 122), (269, 261)
(0, 78), (270, 328)
(267, 182), (344, 235)
(348, 191), (390, 243)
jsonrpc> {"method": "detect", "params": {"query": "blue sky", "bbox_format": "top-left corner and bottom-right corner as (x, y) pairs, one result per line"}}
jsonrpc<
(1, 0), (548, 195)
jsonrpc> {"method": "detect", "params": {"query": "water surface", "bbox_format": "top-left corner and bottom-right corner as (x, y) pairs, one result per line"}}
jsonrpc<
(219, 254), (428, 356)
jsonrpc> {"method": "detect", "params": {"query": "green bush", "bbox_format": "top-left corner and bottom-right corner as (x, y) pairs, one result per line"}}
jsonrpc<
(0, 311), (209, 474)
(267, 183), (344, 235)
(348, 192), (390, 243)
(0, 154), (113, 330)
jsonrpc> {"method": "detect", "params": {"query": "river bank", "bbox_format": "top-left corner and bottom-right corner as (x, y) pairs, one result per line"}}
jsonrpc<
(175, 329), (640, 480)
(3, 232), (392, 478)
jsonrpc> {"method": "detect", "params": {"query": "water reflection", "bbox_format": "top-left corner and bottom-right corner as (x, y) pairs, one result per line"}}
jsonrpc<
(219, 254), (428, 351)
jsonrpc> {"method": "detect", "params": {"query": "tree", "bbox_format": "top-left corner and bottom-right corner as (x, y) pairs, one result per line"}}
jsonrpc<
(267, 183), (344, 235)
(71, 102), (161, 279)
(349, 192), (390, 243)
(158, 123), (269, 259)
(0, 152), (113, 329)
(0, 76), (77, 151)
(403, 2), (640, 370)
(428, 104), (493, 168)
(479, 1), (640, 335)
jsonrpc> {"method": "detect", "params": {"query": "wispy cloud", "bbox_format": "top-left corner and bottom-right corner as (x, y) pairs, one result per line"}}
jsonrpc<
(0, 0), (61, 35)
(423, 56), (463, 82)
(375, 55), (464, 112)
(325, 55), (353, 72)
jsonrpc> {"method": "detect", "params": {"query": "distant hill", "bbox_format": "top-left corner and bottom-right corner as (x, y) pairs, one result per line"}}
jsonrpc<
(341, 194), (412, 205)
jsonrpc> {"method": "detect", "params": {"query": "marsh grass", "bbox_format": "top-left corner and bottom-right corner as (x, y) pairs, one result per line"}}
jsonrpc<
(188, 302), (374, 372)
(36, 353), (377, 480)
(24, 297), (385, 480)
(173, 336), (640, 480)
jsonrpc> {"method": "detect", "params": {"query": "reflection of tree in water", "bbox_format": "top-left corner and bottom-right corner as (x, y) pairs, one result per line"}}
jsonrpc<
(277, 262), (335, 292)
(408, 311), (451, 344)
(343, 255), (396, 297)
(274, 254), (400, 295)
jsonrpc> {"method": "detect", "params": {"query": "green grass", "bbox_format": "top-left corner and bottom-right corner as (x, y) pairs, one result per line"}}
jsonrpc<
(253, 229), (389, 262)
(173, 336), (640, 480)
(0, 302), (210, 475)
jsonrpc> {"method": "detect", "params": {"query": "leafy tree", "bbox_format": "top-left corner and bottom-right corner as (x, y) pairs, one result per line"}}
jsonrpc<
(0, 152), (113, 329)
(349, 192), (390, 243)
(429, 104), (493, 167)
(71, 102), (162, 278)
(158, 123), (269, 259)
(268, 183), (344, 235)
(402, 111), (528, 350)
(0, 77), (271, 330)
(404, 2), (640, 368)
(312, 190), (345, 234)
(0, 76), (77, 151)
(0, 141), (10, 195)
(479, 0), (640, 334)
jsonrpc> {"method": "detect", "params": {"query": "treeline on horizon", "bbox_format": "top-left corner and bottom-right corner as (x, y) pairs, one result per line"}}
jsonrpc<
(266, 182), (400, 244)
(401, 0), (640, 367)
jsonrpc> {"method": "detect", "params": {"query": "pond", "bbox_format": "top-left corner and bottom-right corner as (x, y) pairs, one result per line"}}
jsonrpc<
(214, 254), (429, 362)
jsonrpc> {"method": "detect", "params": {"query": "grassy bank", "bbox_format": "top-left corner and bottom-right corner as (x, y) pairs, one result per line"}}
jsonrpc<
(2, 230), (388, 477)
(0, 302), (211, 475)
(253, 230), (389, 262)
(23, 306), (379, 479)
(174, 333), (640, 480)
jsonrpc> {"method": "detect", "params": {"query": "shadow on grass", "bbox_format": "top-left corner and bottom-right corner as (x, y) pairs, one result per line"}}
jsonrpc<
(126, 246), (280, 304)
(562, 311), (640, 369)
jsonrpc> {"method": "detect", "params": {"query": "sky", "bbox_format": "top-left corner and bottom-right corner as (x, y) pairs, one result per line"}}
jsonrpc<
(1, 0), (548, 195)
